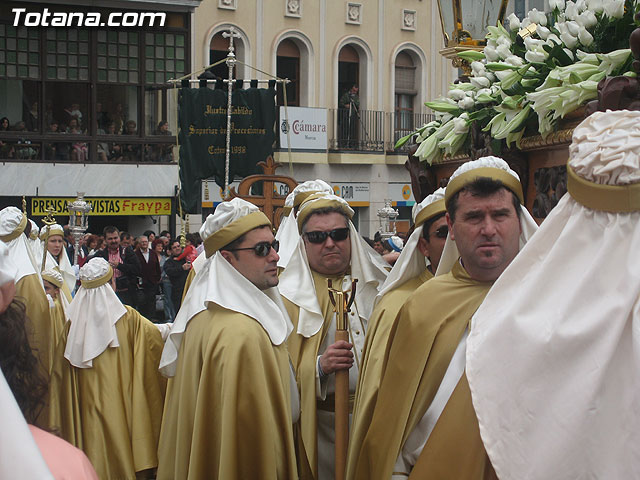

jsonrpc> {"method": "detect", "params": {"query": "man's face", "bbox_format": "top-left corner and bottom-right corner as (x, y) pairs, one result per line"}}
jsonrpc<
(223, 227), (279, 290)
(47, 235), (64, 257)
(43, 280), (59, 299)
(121, 235), (131, 248)
(417, 215), (448, 272)
(447, 188), (521, 282)
(303, 212), (351, 276)
(105, 231), (120, 250)
(170, 242), (182, 257)
(139, 236), (149, 251)
(372, 241), (384, 255)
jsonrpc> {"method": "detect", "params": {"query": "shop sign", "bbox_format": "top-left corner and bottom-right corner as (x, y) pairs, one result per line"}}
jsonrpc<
(388, 182), (415, 207)
(201, 180), (292, 208)
(331, 182), (369, 207)
(279, 107), (328, 150)
(31, 197), (172, 216)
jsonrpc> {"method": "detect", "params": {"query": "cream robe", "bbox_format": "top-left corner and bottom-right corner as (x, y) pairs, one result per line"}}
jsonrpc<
(156, 303), (298, 480)
(351, 261), (495, 479)
(49, 306), (166, 480)
(347, 268), (432, 478)
(284, 270), (367, 480)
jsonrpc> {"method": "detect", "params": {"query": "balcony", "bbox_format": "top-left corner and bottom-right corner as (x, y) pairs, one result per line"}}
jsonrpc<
(0, 109), (435, 163)
(276, 108), (434, 154)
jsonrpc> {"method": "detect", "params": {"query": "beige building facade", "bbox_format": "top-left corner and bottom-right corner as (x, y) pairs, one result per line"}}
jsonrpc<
(192, 0), (456, 235)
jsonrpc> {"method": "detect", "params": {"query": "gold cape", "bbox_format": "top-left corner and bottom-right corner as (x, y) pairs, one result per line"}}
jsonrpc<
(48, 295), (68, 373)
(350, 261), (494, 479)
(48, 306), (166, 480)
(156, 303), (298, 480)
(16, 274), (52, 375)
(347, 268), (432, 478)
(284, 270), (344, 480)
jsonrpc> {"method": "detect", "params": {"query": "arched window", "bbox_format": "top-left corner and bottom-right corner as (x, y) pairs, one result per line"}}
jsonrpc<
(276, 39), (300, 106)
(209, 33), (233, 80)
(338, 45), (359, 105)
(394, 50), (417, 137)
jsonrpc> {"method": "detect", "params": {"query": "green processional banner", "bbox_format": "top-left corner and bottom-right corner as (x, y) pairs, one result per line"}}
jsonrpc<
(178, 87), (276, 213)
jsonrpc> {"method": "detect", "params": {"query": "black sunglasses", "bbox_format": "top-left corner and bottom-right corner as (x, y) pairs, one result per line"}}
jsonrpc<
(433, 225), (449, 239)
(227, 240), (279, 257)
(303, 227), (350, 244)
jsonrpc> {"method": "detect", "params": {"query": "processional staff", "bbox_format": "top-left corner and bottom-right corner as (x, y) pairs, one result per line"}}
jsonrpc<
(40, 209), (56, 272)
(328, 278), (357, 480)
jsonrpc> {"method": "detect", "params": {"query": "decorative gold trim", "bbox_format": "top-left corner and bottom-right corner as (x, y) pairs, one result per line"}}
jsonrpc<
(293, 190), (318, 208)
(518, 128), (575, 151)
(415, 199), (446, 227)
(40, 224), (64, 241)
(296, 194), (354, 232)
(42, 270), (64, 288)
(567, 165), (640, 212)
(445, 167), (524, 204)
(81, 266), (113, 289)
(204, 211), (271, 258)
(281, 206), (293, 217)
(0, 213), (27, 242)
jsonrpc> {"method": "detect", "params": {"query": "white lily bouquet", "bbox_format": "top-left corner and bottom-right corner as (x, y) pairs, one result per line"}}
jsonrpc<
(398, 0), (638, 164)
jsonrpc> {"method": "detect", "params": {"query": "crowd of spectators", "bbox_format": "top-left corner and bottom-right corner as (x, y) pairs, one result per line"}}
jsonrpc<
(0, 100), (174, 163)
(60, 226), (199, 323)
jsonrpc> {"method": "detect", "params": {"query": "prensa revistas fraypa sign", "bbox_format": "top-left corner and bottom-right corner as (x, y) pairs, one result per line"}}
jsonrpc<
(32, 197), (172, 216)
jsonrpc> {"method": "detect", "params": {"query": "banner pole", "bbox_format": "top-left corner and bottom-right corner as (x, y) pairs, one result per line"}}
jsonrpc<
(222, 28), (241, 200)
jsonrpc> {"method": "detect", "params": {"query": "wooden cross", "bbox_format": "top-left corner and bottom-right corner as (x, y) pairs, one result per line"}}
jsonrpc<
(227, 156), (298, 228)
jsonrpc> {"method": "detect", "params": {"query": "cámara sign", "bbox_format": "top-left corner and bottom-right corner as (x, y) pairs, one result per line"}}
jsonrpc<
(279, 106), (328, 150)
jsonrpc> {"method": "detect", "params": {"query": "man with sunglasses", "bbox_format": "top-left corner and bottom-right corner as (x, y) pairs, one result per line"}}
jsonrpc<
(276, 179), (334, 271)
(158, 198), (298, 480)
(350, 157), (539, 480)
(279, 193), (388, 480)
(347, 187), (448, 475)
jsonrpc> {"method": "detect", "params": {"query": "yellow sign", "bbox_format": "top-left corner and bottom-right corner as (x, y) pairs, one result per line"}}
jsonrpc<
(31, 197), (173, 216)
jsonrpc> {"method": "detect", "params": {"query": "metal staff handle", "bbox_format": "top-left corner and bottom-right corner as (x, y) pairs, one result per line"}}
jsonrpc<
(328, 278), (358, 480)
(40, 210), (56, 272)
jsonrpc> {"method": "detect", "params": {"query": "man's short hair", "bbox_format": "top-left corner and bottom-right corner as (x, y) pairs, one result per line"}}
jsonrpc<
(300, 206), (349, 233)
(120, 231), (132, 241)
(103, 225), (119, 236)
(421, 212), (447, 241)
(446, 177), (521, 223)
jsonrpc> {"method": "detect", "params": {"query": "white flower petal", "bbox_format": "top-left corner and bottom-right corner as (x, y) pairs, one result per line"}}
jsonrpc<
(578, 28), (594, 46)
(537, 25), (551, 40)
(560, 31), (579, 49)
(507, 13), (521, 31)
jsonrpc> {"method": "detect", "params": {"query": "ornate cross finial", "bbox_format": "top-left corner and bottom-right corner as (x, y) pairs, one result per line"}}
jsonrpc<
(22, 196), (26, 215)
(222, 27), (241, 56)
